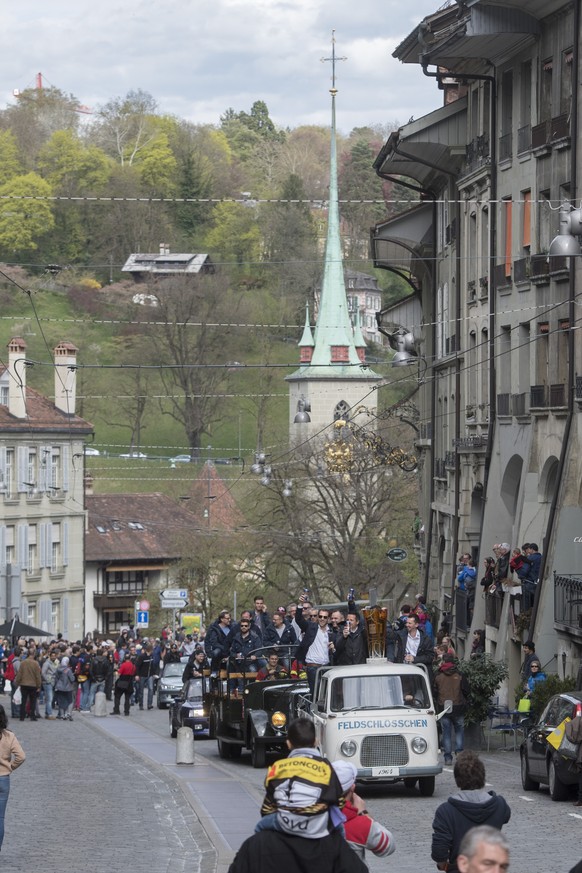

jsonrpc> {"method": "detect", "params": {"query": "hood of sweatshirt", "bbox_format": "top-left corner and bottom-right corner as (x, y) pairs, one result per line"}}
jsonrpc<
(448, 790), (504, 823)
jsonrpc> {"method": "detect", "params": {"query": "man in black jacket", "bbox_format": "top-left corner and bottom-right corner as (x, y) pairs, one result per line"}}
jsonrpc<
(394, 614), (434, 666)
(334, 608), (368, 665)
(204, 610), (232, 672)
(135, 643), (155, 710)
(431, 752), (510, 873)
(228, 828), (367, 873)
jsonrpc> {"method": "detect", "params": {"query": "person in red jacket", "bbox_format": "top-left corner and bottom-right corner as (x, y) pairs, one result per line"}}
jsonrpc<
(111, 654), (137, 716)
(336, 761), (395, 861)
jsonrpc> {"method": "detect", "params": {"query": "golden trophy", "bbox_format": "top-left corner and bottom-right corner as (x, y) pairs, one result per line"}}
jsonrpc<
(362, 605), (388, 660)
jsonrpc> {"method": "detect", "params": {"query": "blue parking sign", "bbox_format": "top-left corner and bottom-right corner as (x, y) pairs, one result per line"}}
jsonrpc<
(137, 610), (149, 626)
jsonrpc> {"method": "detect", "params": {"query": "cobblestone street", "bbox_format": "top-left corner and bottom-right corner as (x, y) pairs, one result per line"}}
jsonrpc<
(2, 715), (213, 873)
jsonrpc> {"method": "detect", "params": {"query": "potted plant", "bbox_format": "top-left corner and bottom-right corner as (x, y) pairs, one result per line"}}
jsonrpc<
(458, 656), (509, 749)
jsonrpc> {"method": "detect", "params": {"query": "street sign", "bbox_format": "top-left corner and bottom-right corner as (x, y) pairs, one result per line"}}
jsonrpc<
(160, 589), (188, 600)
(386, 547), (408, 562)
(137, 610), (149, 627)
(139, 600), (150, 611)
(159, 597), (188, 610)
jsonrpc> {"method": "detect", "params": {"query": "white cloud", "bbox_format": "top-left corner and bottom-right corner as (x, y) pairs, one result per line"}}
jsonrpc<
(1, 0), (440, 131)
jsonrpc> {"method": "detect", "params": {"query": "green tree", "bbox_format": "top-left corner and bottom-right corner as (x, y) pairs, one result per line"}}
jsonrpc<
(238, 100), (284, 142)
(339, 137), (386, 259)
(0, 131), (23, 185)
(0, 173), (54, 252)
(38, 130), (112, 194)
(205, 201), (262, 269)
(134, 131), (177, 194)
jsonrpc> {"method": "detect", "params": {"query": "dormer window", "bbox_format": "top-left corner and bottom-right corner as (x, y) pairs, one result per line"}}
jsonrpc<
(0, 386), (7, 406)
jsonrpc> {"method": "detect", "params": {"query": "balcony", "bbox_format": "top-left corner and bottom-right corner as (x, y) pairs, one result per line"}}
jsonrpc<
(455, 589), (468, 634)
(497, 393), (511, 416)
(444, 451), (456, 469)
(435, 458), (446, 479)
(478, 276), (489, 301)
(554, 573), (582, 635)
(419, 422), (432, 441)
(485, 593), (503, 629)
(513, 257), (530, 284)
(467, 279), (477, 304)
(464, 134), (490, 175)
(499, 132), (512, 162)
(576, 375), (582, 402)
(551, 113), (570, 146)
(530, 385), (547, 408)
(549, 383), (566, 407)
(494, 263), (511, 290)
(452, 435), (488, 450)
(532, 120), (551, 155)
(517, 124), (531, 154)
(512, 392), (529, 417)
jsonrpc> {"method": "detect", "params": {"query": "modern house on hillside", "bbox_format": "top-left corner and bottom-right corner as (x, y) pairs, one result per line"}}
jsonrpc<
(121, 245), (215, 282)
(372, 0), (582, 693)
(0, 338), (93, 638)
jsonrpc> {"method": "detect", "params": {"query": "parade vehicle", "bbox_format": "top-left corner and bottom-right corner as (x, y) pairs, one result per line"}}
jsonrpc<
(209, 645), (309, 768)
(169, 676), (211, 738)
(304, 662), (450, 796)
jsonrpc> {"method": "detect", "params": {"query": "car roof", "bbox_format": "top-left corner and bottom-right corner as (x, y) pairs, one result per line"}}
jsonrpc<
(558, 691), (582, 703)
(321, 663), (429, 678)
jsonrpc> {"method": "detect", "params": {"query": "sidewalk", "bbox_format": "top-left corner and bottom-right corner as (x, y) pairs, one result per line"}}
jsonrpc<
(2, 713), (246, 873)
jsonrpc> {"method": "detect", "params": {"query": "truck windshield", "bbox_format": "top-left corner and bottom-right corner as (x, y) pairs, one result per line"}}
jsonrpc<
(330, 674), (429, 712)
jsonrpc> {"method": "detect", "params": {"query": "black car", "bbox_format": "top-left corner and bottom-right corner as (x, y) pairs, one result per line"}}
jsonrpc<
(169, 676), (211, 738)
(520, 690), (582, 800)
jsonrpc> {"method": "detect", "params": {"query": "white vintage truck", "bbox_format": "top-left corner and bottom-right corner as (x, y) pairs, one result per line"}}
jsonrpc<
(306, 662), (449, 796)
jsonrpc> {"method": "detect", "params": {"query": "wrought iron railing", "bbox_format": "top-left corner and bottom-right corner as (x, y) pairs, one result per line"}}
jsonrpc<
(499, 132), (512, 161)
(554, 573), (582, 631)
(444, 451), (456, 469)
(435, 458), (446, 479)
(485, 593), (503, 629)
(530, 385), (547, 408)
(512, 393), (528, 416)
(497, 393), (511, 415)
(549, 383), (566, 407)
(452, 435), (488, 449)
(517, 124), (531, 154)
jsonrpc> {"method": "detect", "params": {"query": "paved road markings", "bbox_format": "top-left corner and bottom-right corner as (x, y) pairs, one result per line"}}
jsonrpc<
(518, 795), (536, 802)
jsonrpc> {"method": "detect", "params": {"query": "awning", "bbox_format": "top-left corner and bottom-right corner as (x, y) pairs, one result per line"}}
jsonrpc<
(371, 203), (434, 288)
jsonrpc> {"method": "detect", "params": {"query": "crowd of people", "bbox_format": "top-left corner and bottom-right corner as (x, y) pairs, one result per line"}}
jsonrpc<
(474, 542), (543, 612)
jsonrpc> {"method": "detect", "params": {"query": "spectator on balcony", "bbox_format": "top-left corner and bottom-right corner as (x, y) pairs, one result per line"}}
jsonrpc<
(491, 544), (510, 595)
(480, 557), (496, 595)
(470, 630), (485, 659)
(522, 543), (542, 611)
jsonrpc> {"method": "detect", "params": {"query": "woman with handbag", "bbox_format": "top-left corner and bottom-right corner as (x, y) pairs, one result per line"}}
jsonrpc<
(0, 703), (25, 851)
(112, 653), (137, 716)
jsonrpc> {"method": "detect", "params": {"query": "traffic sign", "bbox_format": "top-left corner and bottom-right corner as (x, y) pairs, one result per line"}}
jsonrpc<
(139, 600), (150, 611)
(160, 589), (188, 600)
(137, 610), (149, 627)
(386, 547), (408, 562)
(159, 597), (188, 610)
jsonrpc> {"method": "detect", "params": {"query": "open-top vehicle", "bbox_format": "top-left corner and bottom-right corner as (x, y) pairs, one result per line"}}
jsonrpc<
(210, 645), (309, 768)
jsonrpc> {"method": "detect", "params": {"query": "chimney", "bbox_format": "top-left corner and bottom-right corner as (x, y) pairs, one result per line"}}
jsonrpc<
(7, 337), (27, 419)
(54, 341), (78, 415)
(84, 474), (94, 497)
(159, 243), (170, 255)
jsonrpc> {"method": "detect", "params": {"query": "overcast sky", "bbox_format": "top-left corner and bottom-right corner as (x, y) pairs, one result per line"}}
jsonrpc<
(1, 0), (442, 134)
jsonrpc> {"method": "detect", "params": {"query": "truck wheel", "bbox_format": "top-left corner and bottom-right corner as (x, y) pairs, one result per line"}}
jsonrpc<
(418, 776), (435, 797)
(209, 711), (216, 740)
(217, 737), (232, 759)
(403, 778), (418, 790)
(230, 743), (242, 759)
(251, 740), (266, 769)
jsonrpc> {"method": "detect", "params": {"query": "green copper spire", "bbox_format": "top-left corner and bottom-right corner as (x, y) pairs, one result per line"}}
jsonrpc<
(298, 301), (314, 348)
(309, 83), (361, 368)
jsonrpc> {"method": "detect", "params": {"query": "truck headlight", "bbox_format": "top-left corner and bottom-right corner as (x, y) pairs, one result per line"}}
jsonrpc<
(192, 709), (205, 717)
(271, 711), (287, 729)
(340, 740), (358, 757)
(411, 736), (427, 754)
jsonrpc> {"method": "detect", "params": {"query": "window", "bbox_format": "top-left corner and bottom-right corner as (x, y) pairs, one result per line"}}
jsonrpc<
(522, 191), (531, 250)
(5, 526), (14, 565)
(27, 602), (36, 625)
(51, 522), (61, 572)
(503, 199), (513, 278)
(500, 70), (513, 159)
(0, 386), (7, 406)
(436, 283), (450, 359)
(51, 600), (60, 634)
(520, 60), (532, 128)
(50, 448), (61, 492)
(27, 449), (37, 496)
(560, 49), (573, 116)
(538, 191), (551, 252)
(541, 59), (553, 121)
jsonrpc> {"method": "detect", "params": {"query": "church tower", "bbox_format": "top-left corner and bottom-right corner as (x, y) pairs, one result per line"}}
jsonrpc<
(287, 38), (381, 442)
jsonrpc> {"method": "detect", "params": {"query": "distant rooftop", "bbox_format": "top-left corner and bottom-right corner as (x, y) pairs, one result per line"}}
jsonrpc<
(122, 247), (215, 279)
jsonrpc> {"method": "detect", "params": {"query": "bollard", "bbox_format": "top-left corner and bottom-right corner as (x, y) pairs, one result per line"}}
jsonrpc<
(176, 726), (195, 764)
(94, 691), (108, 717)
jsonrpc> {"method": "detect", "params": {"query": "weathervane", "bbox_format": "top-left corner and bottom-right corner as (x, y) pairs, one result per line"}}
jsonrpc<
(320, 29), (347, 92)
